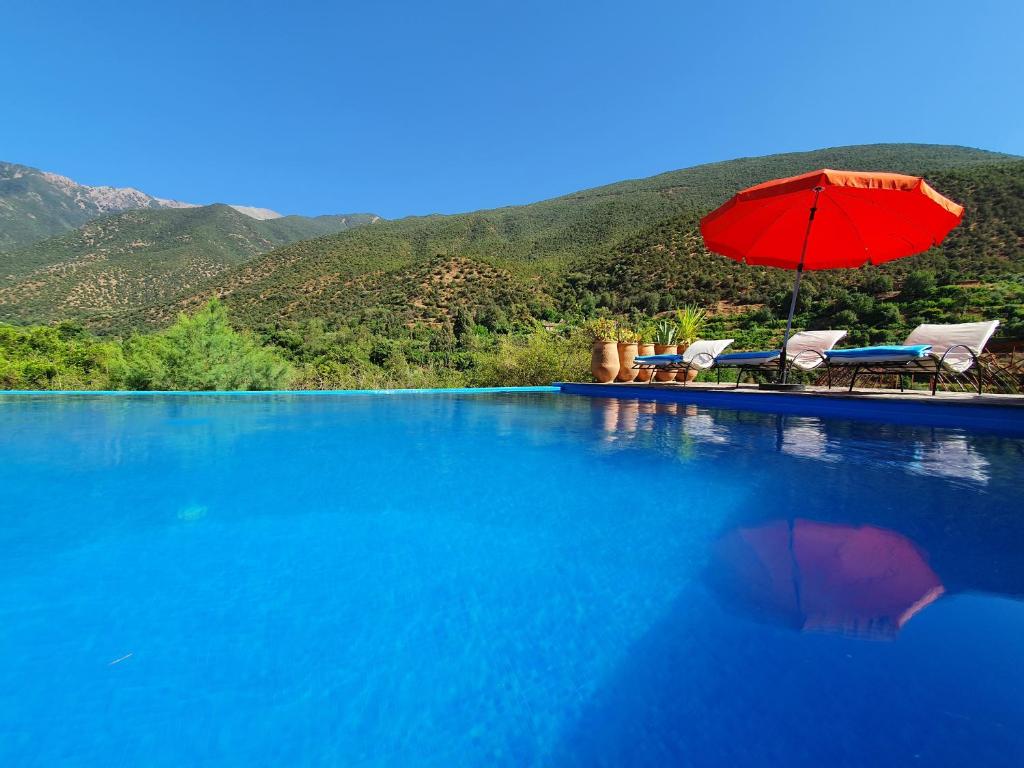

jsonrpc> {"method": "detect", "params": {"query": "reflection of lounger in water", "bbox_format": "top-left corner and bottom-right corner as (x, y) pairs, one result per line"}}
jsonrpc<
(681, 412), (728, 444)
(777, 416), (833, 461)
(910, 434), (991, 485)
(706, 519), (945, 640)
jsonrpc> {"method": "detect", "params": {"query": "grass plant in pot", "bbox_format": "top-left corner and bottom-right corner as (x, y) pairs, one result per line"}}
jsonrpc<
(676, 305), (709, 382)
(586, 318), (619, 383)
(615, 326), (641, 383)
(652, 318), (678, 382)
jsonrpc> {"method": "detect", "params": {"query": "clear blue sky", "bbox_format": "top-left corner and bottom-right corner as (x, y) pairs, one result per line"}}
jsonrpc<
(3, 0), (1020, 218)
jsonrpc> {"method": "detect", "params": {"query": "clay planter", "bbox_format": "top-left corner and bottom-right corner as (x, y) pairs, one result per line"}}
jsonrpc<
(634, 343), (655, 382)
(590, 341), (620, 383)
(677, 342), (699, 382)
(615, 342), (639, 382)
(653, 344), (677, 382)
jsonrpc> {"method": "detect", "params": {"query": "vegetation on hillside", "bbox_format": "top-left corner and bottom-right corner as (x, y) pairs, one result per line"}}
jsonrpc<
(95, 148), (1021, 344)
(0, 205), (377, 324)
(0, 145), (1021, 391)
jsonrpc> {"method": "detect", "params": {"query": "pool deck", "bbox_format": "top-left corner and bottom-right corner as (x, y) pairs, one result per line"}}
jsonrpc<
(557, 381), (1024, 433)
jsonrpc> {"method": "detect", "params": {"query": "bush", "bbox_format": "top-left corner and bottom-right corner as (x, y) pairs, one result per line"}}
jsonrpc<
(0, 323), (121, 390)
(111, 299), (293, 390)
(470, 328), (589, 387)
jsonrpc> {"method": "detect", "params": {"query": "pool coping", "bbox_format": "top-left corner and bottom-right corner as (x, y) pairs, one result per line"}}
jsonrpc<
(556, 382), (1024, 434)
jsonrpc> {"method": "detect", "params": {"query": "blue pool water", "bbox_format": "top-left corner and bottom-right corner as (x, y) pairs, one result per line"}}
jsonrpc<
(1, 392), (1022, 767)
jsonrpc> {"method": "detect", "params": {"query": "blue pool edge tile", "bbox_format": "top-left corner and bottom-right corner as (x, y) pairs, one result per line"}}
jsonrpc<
(0, 386), (561, 397)
(555, 382), (1024, 435)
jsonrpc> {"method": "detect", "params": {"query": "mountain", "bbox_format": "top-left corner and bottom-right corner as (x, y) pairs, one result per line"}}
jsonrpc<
(0, 161), (200, 251)
(0, 205), (378, 323)
(0, 161), (310, 251)
(109, 143), (1020, 335)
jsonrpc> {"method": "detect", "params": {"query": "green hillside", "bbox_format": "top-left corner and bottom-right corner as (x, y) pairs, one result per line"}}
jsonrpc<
(0, 205), (377, 323)
(112, 144), (1020, 339)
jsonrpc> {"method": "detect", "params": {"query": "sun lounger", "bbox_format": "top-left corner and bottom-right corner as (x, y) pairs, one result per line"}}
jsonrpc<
(824, 321), (999, 394)
(633, 339), (734, 384)
(713, 330), (848, 387)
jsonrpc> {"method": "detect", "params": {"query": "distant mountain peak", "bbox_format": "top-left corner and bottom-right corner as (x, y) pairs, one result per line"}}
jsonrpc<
(0, 161), (202, 250)
(227, 205), (282, 220)
(34, 169), (197, 213)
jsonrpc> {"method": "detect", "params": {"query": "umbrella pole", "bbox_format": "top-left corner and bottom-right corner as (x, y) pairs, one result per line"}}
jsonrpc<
(777, 187), (822, 384)
(778, 266), (804, 383)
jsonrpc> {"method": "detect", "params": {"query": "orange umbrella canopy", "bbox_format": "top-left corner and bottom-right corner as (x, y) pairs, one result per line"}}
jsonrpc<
(700, 169), (964, 270)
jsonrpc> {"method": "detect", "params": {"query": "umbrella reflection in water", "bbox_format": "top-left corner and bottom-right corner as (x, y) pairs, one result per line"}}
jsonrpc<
(706, 519), (945, 640)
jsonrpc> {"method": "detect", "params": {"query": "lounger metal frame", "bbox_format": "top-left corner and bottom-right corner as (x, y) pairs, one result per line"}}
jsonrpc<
(716, 349), (831, 389)
(826, 344), (984, 395)
(632, 352), (717, 385)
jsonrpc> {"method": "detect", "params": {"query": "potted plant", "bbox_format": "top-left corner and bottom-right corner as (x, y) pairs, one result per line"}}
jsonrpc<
(615, 327), (641, 382)
(675, 305), (708, 382)
(635, 322), (656, 382)
(652, 318), (678, 382)
(585, 318), (619, 383)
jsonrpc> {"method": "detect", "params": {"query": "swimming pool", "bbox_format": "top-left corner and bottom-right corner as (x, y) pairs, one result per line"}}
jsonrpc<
(1, 391), (1022, 767)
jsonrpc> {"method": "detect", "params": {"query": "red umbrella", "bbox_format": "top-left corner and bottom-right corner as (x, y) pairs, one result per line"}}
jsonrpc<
(708, 519), (945, 640)
(699, 169), (964, 386)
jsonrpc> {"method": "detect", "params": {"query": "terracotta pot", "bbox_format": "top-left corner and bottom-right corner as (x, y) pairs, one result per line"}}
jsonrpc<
(634, 343), (655, 382)
(615, 342), (639, 382)
(653, 344), (677, 382)
(590, 341), (619, 383)
(677, 342), (698, 382)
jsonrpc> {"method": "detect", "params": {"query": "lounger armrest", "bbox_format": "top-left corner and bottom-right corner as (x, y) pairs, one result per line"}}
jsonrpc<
(936, 343), (980, 372)
(689, 351), (716, 369)
(790, 348), (828, 370)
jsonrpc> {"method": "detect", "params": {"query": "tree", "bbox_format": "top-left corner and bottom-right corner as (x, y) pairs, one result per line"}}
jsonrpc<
(452, 307), (475, 340)
(901, 270), (937, 301)
(429, 323), (456, 366)
(113, 299), (293, 390)
(477, 303), (509, 333)
(860, 271), (894, 295)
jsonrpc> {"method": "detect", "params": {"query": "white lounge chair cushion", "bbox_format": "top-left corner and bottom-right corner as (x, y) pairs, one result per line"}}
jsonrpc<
(681, 339), (734, 369)
(905, 321), (999, 373)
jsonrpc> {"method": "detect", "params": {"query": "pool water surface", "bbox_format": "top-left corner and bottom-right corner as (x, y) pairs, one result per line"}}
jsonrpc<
(1, 392), (1022, 767)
